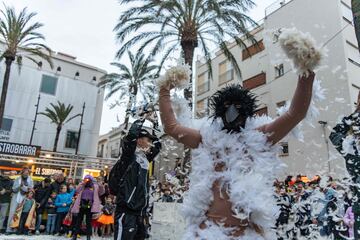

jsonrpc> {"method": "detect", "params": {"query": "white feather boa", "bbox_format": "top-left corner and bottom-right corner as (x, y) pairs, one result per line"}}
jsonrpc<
(181, 117), (287, 240)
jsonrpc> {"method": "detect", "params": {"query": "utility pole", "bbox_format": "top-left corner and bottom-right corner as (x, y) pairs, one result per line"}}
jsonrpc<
(75, 102), (85, 155)
(29, 94), (41, 145)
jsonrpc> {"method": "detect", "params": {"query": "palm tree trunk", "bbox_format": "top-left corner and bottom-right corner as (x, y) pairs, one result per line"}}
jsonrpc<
(118, 87), (137, 157)
(181, 41), (196, 106)
(0, 56), (15, 128)
(123, 87), (137, 130)
(352, 0), (360, 52)
(181, 41), (196, 173)
(53, 125), (62, 152)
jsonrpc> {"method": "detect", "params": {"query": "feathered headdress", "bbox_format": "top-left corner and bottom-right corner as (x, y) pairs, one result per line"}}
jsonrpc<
(209, 84), (258, 119)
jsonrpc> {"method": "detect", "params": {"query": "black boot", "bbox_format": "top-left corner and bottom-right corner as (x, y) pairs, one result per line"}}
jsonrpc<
(86, 235), (91, 240)
(72, 233), (77, 240)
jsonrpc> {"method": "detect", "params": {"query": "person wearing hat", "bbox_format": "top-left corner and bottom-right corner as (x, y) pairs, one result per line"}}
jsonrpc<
(71, 175), (104, 240)
(112, 114), (161, 240)
(6, 167), (33, 234)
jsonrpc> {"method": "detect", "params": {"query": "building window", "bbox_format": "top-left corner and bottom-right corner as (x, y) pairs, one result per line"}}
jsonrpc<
(196, 99), (207, 118)
(277, 101), (286, 108)
(218, 61), (234, 85)
(97, 144), (104, 157)
(219, 69), (234, 85)
(65, 131), (79, 149)
(255, 107), (268, 116)
(243, 72), (266, 90)
(275, 64), (284, 78)
(40, 75), (58, 95)
(111, 148), (118, 158)
(242, 40), (265, 61)
(279, 142), (289, 156)
(197, 73), (210, 94)
(276, 101), (287, 116)
(1, 118), (13, 131)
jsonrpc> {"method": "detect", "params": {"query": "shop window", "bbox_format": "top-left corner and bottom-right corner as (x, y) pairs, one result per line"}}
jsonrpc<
(65, 131), (78, 149)
(40, 74), (58, 95)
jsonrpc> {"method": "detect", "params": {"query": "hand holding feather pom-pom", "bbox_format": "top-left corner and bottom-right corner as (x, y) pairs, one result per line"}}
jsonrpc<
(157, 64), (191, 90)
(279, 28), (323, 76)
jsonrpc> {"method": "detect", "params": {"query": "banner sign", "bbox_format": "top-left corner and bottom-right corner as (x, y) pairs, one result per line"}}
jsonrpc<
(0, 141), (41, 157)
(34, 167), (64, 176)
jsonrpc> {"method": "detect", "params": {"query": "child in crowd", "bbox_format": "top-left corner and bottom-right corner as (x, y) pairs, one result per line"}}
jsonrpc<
(46, 192), (57, 235)
(97, 196), (114, 237)
(12, 190), (37, 235)
(54, 184), (75, 236)
(92, 213), (102, 237)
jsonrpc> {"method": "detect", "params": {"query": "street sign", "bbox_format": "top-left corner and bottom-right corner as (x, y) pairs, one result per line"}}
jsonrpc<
(0, 141), (41, 157)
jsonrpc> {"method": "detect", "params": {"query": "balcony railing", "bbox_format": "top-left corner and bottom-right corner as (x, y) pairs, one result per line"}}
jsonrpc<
(265, 0), (294, 17)
(219, 69), (234, 85)
(197, 81), (210, 95)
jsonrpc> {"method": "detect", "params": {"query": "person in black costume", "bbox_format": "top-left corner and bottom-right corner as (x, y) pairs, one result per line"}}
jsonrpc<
(112, 114), (161, 240)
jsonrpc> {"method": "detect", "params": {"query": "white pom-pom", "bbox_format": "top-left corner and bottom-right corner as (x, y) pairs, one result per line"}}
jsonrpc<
(279, 28), (323, 76)
(157, 64), (191, 89)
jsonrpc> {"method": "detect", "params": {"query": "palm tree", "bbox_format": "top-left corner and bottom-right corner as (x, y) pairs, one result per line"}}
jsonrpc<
(0, 5), (53, 128)
(352, 0), (360, 51)
(98, 51), (158, 130)
(115, 0), (258, 101)
(39, 101), (80, 152)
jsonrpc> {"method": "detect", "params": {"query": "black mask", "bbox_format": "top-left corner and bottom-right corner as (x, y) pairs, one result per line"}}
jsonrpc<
(209, 84), (257, 132)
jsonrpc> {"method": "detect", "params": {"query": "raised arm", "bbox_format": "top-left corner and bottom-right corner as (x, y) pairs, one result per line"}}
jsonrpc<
(257, 72), (315, 145)
(121, 119), (144, 158)
(159, 87), (202, 148)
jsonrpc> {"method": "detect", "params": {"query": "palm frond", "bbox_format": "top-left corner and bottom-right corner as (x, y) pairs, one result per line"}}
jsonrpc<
(115, 0), (258, 92)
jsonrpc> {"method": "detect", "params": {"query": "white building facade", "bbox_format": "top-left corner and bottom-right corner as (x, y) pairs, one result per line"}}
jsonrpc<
(0, 49), (106, 157)
(195, 0), (360, 177)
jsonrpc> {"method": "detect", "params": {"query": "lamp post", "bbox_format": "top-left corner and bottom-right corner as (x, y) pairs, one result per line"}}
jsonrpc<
(29, 94), (41, 145)
(75, 102), (85, 155)
(319, 120), (331, 173)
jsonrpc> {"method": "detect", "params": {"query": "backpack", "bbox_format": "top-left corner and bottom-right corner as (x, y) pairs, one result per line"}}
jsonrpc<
(108, 159), (134, 195)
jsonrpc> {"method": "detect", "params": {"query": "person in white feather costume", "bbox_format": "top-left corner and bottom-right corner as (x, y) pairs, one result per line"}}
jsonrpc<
(158, 68), (315, 239)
